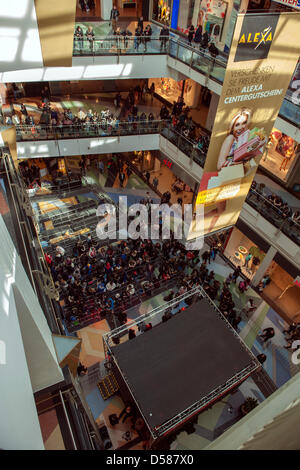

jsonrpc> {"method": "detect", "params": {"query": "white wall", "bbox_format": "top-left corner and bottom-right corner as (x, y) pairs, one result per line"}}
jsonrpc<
(100, 0), (112, 20)
(159, 134), (203, 182)
(17, 134), (161, 158)
(0, 215), (45, 450)
(0, 54), (171, 83)
(0, 0), (43, 73)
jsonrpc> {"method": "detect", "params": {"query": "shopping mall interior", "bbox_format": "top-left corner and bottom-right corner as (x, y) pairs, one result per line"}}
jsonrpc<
(1, 0), (300, 452)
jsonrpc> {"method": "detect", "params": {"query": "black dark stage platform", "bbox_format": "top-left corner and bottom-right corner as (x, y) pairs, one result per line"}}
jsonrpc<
(110, 299), (259, 437)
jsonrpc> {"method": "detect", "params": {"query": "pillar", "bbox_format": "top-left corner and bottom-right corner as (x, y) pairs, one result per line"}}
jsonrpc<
(34, 0), (77, 67)
(205, 92), (219, 132)
(252, 246), (277, 287)
(101, 0), (112, 20)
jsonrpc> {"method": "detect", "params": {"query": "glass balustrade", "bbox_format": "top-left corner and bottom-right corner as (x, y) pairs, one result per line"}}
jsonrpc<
(246, 188), (300, 248)
(72, 35), (300, 121)
(16, 120), (209, 169)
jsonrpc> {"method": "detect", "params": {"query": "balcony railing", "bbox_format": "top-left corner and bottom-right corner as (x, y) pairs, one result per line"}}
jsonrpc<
(72, 34), (300, 126)
(246, 187), (300, 247)
(16, 120), (209, 168)
(73, 35), (227, 84)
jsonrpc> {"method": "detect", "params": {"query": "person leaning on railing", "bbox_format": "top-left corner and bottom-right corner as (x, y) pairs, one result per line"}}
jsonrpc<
(160, 25), (169, 52)
(291, 210), (300, 227)
(74, 26), (84, 53)
(86, 25), (95, 52)
(143, 24), (152, 52)
(134, 26), (142, 51)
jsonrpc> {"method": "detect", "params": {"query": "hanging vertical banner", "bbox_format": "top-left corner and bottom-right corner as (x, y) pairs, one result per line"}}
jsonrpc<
(188, 12), (300, 240)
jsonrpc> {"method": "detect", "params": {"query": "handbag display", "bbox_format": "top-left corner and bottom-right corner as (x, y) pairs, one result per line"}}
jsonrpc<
(233, 128), (266, 162)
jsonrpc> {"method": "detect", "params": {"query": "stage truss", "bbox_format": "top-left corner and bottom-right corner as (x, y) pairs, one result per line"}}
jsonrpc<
(102, 285), (260, 440)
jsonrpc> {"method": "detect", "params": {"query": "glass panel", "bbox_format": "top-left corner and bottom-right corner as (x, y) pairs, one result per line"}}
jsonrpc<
(279, 98), (300, 126)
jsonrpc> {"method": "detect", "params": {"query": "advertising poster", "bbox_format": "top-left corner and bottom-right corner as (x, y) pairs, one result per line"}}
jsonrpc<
(188, 12), (300, 240)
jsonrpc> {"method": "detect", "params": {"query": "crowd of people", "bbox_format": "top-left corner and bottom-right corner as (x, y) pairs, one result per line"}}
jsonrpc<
(14, 86), (210, 158)
(43, 225), (249, 334)
(74, 14), (220, 59)
(186, 24), (220, 58)
(45, 235), (197, 329)
(250, 181), (300, 228)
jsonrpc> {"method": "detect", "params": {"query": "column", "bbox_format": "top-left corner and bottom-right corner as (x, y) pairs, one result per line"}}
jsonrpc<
(101, 0), (112, 20)
(252, 246), (277, 287)
(34, 0), (77, 67)
(205, 92), (219, 132)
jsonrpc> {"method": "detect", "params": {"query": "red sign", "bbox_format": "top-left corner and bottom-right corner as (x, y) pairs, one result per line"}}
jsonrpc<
(163, 158), (173, 169)
(294, 276), (300, 287)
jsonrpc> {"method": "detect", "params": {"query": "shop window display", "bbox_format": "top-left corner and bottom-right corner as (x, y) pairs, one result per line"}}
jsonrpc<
(260, 128), (299, 182)
(223, 227), (265, 279)
(197, 0), (228, 43)
(152, 0), (172, 25)
(149, 77), (196, 107)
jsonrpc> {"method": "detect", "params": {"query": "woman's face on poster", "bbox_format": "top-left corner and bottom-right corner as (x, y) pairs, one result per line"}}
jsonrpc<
(232, 115), (248, 138)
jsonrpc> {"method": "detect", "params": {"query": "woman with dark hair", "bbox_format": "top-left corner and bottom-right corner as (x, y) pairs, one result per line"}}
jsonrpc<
(194, 25), (202, 44)
(188, 24), (195, 45)
(75, 25), (84, 53)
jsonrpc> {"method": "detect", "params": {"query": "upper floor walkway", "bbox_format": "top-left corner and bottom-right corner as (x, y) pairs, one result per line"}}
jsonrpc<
(1, 25), (299, 134)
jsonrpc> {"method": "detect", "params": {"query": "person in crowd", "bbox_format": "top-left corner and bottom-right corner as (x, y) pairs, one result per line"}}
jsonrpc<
(201, 250), (210, 265)
(134, 26), (142, 51)
(291, 210), (300, 226)
(201, 31), (209, 49)
(119, 170), (126, 188)
(152, 176), (159, 190)
(246, 298), (256, 316)
(121, 28), (132, 49)
(232, 266), (242, 283)
(77, 108), (86, 122)
(77, 362), (88, 376)
(159, 25), (169, 52)
(88, 0), (95, 13)
(119, 404), (135, 423)
(20, 104), (28, 116)
(261, 274), (271, 288)
(149, 82), (155, 103)
(128, 329), (136, 340)
(86, 25), (95, 52)
(143, 24), (152, 52)
(194, 24), (202, 45)
(244, 252), (252, 268)
(187, 24), (195, 45)
(110, 5), (120, 33)
(257, 353), (267, 364)
(74, 25), (84, 53)
(259, 327), (275, 344)
(137, 16), (144, 32)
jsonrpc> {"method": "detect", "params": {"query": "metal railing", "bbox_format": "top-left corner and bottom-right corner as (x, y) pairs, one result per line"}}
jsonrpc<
(16, 119), (163, 141)
(246, 187), (300, 247)
(1, 149), (64, 334)
(103, 285), (260, 439)
(16, 120), (208, 168)
(73, 35), (227, 85)
(71, 33), (300, 124)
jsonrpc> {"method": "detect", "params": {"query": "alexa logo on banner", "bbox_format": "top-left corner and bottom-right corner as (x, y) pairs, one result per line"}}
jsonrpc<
(234, 13), (279, 62)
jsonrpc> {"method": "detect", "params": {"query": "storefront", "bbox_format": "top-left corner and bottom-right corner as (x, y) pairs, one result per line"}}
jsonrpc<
(259, 128), (299, 183)
(152, 0), (172, 25)
(149, 77), (204, 108)
(174, 0), (245, 53)
(260, 256), (300, 323)
(128, 150), (196, 204)
(223, 227), (266, 280)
